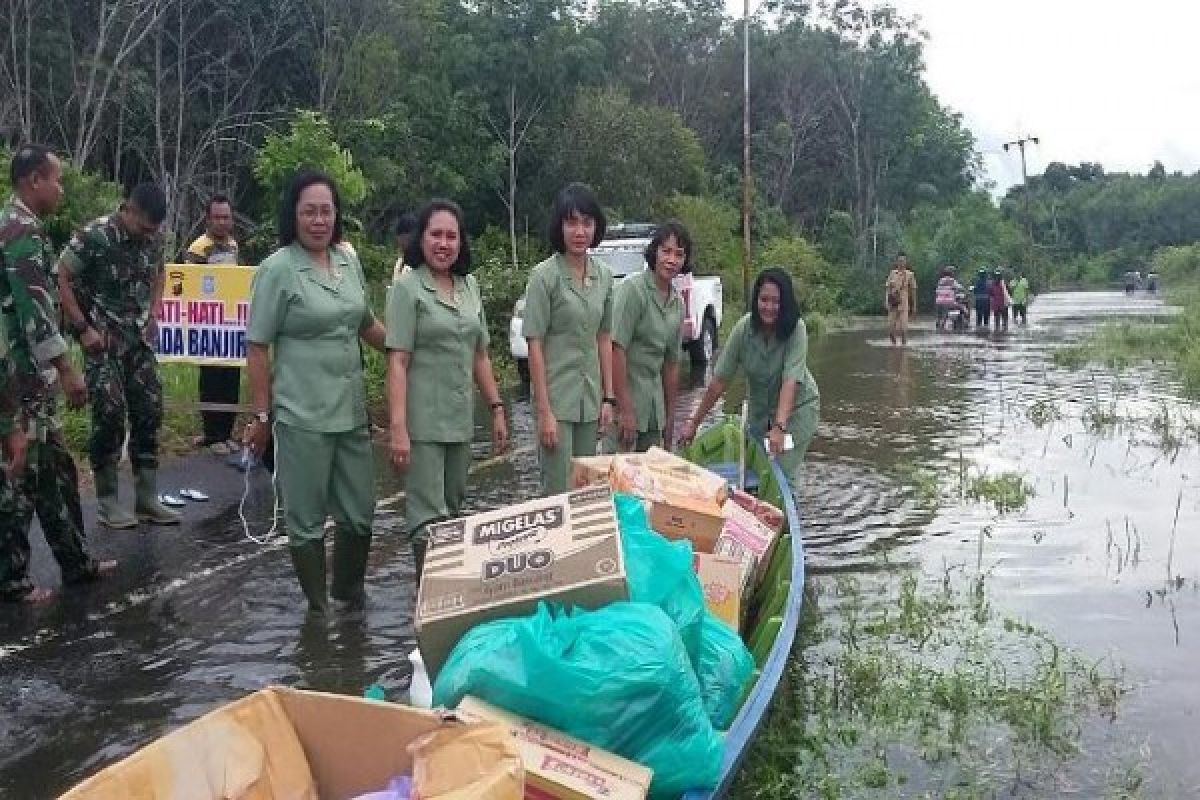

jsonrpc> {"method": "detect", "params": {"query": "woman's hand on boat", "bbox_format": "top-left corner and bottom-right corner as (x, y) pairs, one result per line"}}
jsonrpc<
(390, 425), (411, 470)
(767, 426), (786, 456)
(677, 418), (697, 447)
(537, 410), (559, 450)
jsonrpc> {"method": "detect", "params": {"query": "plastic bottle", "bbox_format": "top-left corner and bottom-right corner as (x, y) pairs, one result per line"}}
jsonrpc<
(408, 648), (432, 708)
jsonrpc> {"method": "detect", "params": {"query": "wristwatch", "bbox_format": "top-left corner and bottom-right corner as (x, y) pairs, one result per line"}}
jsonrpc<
(602, 396), (617, 407)
(253, 411), (270, 424)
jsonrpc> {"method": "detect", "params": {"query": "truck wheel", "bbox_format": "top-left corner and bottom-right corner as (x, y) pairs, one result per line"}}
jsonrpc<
(689, 315), (717, 366)
(517, 358), (530, 384)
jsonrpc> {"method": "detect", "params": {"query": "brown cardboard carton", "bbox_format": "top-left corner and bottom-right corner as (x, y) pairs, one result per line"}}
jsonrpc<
(417, 486), (629, 676)
(693, 552), (752, 631)
(457, 696), (652, 800)
(728, 488), (785, 534)
(647, 494), (726, 553)
(410, 722), (524, 799)
(570, 455), (615, 489)
(609, 451), (728, 507)
(715, 501), (782, 583)
(61, 687), (459, 800)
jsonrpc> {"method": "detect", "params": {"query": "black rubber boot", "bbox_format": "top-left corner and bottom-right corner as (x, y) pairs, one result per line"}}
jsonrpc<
(289, 540), (328, 613)
(331, 530), (371, 611)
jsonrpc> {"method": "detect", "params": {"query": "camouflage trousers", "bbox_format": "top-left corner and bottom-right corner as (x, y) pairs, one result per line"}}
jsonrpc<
(0, 434), (100, 600)
(85, 337), (162, 472)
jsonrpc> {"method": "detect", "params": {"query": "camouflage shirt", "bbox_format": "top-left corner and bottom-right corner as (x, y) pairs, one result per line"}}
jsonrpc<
(0, 195), (67, 431)
(58, 213), (164, 336)
(0, 321), (18, 436)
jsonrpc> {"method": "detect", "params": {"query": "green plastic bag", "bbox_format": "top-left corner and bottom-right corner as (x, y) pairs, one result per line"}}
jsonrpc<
(433, 602), (723, 798)
(696, 611), (755, 729)
(615, 492), (705, 663)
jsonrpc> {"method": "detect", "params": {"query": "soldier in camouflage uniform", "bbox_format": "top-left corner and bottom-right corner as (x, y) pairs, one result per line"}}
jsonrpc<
(0, 145), (115, 602)
(57, 183), (181, 528)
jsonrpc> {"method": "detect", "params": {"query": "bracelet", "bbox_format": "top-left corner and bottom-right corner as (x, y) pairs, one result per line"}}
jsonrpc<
(602, 396), (617, 406)
(771, 420), (787, 433)
(490, 401), (505, 413)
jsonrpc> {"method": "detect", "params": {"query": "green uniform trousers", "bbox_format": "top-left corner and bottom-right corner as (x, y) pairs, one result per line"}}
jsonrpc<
(539, 418), (599, 495)
(274, 422), (375, 545)
(406, 440), (472, 574)
(0, 434), (99, 600)
(604, 428), (662, 455)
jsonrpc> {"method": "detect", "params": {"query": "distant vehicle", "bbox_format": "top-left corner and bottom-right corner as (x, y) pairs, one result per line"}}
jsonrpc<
(1146, 272), (1159, 292)
(510, 227), (724, 383)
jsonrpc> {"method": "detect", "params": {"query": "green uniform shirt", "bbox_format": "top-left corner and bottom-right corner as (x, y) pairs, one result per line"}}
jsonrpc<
(247, 243), (376, 433)
(612, 269), (683, 433)
(1010, 277), (1030, 305)
(715, 313), (820, 439)
(522, 253), (613, 423)
(0, 196), (67, 435)
(386, 265), (489, 443)
(59, 213), (163, 338)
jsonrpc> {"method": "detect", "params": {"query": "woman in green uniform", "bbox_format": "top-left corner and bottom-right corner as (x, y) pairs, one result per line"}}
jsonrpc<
(522, 183), (615, 493)
(244, 171), (387, 613)
(386, 199), (507, 575)
(677, 268), (819, 488)
(610, 220), (688, 453)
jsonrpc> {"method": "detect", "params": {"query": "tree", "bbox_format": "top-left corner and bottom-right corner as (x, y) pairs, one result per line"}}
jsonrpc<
(253, 111), (368, 221)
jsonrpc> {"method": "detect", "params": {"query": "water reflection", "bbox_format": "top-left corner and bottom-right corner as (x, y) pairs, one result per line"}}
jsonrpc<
(1, 291), (1197, 797)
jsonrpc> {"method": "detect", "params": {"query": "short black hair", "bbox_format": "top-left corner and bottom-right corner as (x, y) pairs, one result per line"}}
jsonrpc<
(206, 193), (232, 215)
(127, 183), (168, 224)
(9, 144), (56, 186)
(750, 267), (800, 340)
(278, 171), (343, 247)
(395, 211), (418, 238)
(403, 199), (473, 276)
(547, 183), (606, 253)
(644, 219), (694, 274)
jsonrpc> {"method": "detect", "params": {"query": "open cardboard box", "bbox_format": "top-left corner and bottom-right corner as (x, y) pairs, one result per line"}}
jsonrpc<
(60, 687), (456, 800)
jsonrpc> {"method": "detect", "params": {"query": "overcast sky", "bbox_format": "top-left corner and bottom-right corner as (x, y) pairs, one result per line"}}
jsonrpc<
(730, 0), (1200, 192)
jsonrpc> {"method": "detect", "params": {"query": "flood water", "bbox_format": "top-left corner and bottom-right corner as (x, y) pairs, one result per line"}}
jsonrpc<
(1, 291), (1197, 798)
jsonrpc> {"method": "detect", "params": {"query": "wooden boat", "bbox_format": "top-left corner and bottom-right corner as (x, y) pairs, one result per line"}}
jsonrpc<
(679, 419), (806, 799)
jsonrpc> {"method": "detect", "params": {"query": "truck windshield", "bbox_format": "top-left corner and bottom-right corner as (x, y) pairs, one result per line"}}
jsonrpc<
(591, 247), (646, 278)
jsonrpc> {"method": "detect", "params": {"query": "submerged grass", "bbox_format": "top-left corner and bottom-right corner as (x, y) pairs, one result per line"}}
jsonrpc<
(1053, 288), (1200, 397)
(967, 472), (1034, 513)
(733, 570), (1128, 799)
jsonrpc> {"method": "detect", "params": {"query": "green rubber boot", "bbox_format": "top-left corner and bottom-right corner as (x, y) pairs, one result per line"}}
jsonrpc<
(331, 530), (372, 611)
(134, 468), (182, 525)
(95, 465), (138, 530)
(290, 540), (328, 613)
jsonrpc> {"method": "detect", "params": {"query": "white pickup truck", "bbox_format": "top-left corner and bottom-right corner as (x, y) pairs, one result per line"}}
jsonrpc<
(509, 230), (724, 383)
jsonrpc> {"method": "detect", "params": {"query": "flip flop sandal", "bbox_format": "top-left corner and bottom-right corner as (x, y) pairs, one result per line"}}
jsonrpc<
(158, 493), (186, 508)
(179, 488), (209, 501)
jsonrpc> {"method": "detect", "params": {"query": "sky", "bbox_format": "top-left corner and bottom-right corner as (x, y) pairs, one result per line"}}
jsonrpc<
(729, 0), (1200, 193)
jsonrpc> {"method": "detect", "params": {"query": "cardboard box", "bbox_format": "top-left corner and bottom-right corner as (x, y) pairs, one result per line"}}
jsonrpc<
(457, 696), (652, 800)
(570, 455), (615, 489)
(693, 552), (752, 631)
(410, 722), (524, 799)
(716, 500), (783, 583)
(418, 486), (629, 676)
(61, 687), (459, 800)
(609, 450), (728, 507)
(647, 494), (726, 553)
(729, 488), (784, 534)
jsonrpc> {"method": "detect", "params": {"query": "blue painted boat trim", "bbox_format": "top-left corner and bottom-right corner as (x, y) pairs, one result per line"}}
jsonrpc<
(680, 447), (805, 799)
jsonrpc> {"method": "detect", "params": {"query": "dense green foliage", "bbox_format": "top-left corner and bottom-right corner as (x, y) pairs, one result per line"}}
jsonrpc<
(1, 0), (979, 315)
(4, 0), (1199, 317)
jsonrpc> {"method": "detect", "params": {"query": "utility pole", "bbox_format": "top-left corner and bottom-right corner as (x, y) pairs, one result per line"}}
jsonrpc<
(741, 0), (753, 310)
(1003, 134), (1039, 273)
